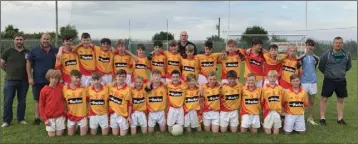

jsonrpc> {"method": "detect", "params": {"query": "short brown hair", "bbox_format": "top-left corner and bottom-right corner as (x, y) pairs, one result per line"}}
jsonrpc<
(13, 33), (24, 40)
(169, 40), (177, 47)
(186, 44), (195, 52)
(246, 73), (256, 79)
(208, 71), (216, 77)
(91, 72), (102, 80)
(152, 69), (161, 75)
(116, 39), (125, 47)
(290, 74), (300, 81)
(70, 70), (82, 78)
(45, 69), (62, 81)
(116, 69), (127, 76)
(186, 74), (197, 82)
(226, 39), (237, 46)
(134, 75), (144, 81)
(136, 44), (145, 50)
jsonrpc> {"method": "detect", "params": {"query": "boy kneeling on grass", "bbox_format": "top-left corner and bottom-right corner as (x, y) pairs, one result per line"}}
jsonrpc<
(39, 69), (65, 137)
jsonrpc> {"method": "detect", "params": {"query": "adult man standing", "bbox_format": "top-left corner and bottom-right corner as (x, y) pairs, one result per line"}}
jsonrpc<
(318, 36), (352, 126)
(1, 34), (29, 127)
(177, 31), (197, 58)
(299, 39), (320, 125)
(26, 33), (58, 125)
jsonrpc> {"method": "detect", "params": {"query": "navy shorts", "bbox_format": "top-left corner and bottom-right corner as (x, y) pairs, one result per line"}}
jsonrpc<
(32, 83), (48, 101)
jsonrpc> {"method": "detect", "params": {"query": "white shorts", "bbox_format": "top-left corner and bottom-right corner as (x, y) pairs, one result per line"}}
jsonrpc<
(256, 80), (263, 88)
(241, 114), (260, 129)
(263, 111), (282, 129)
(263, 78), (279, 86)
(81, 75), (92, 87)
(46, 116), (66, 132)
(284, 114), (306, 132)
(198, 74), (208, 85)
(89, 115), (109, 129)
(130, 111), (147, 128)
(67, 117), (87, 128)
(167, 107), (184, 126)
(148, 111), (166, 128)
(221, 79), (228, 85)
(110, 113), (129, 130)
(203, 111), (220, 126)
(220, 110), (239, 127)
(101, 74), (113, 85)
(301, 83), (317, 95)
(184, 110), (200, 128)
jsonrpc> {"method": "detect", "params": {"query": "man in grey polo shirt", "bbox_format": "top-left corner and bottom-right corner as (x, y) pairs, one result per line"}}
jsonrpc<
(0, 33), (29, 127)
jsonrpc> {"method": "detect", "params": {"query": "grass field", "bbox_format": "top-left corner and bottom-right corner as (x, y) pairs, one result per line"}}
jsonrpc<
(0, 61), (357, 143)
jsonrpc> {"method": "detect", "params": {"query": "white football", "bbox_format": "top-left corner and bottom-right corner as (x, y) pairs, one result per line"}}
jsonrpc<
(171, 124), (183, 136)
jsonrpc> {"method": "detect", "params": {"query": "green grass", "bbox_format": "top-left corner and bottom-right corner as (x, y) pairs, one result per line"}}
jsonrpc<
(1, 61), (357, 143)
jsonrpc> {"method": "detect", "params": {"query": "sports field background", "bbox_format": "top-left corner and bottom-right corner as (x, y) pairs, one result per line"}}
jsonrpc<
(0, 61), (356, 143)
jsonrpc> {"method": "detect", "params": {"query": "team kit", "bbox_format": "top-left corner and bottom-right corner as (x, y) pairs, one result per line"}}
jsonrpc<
(40, 32), (313, 137)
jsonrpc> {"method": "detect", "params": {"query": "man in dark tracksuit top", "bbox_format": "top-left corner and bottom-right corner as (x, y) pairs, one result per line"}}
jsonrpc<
(318, 36), (352, 126)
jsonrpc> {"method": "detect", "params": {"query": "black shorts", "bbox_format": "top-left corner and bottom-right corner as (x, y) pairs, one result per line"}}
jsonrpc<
(321, 78), (347, 98)
(32, 83), (48, 101)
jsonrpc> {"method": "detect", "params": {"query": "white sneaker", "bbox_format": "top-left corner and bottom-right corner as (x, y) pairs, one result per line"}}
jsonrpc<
(307, 118), (318, 125)
(1, 123), (9, 127)
(19, 121), (27, 125)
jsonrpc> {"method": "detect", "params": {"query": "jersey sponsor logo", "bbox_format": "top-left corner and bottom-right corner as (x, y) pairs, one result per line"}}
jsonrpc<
(132, 97), (145, 104)
(98, 56), (110, 63)
(115, 62), (128, 67)
(148, 96), (163, 102)
(109, 95), (123, 104)
(268, 96), (280, 102)
(282, 65), (296, 73)
(185, 96), (199, 103)
(168, 61), (179, 66)
(207, 94), (220, 101)
(68, 98), (83, 104)
(201, 62), (214, 67)
(79, 54), (93, 60)
(183, 66), (195, 72)
(135, 64), (147, 69)
(65, 60), (77, 66)
(152, 61), (164, 67)
(225, 62), (239, 67)
(90, 99), (105, 105)
(249, 59), (261, 66)
(245, 98), (259, 104)
(289, 101), (304, 107)
(169, 91), (183, 97)
(225, 94), (239, 100)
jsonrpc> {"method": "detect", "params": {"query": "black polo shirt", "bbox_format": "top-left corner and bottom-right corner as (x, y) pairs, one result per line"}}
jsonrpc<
(177, 40), (197, 58)
(1, 48), (29, 80)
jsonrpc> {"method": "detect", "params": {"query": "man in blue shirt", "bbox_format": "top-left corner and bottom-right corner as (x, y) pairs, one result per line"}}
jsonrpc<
(299, 39), (320, 125)
(26, 33), (58, 125)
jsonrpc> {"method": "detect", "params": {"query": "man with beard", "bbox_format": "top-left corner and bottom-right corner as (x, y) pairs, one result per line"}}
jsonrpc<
(177, 31), (197, 58)
(26, 33), (58, 125)
(1, 34), (30, 127)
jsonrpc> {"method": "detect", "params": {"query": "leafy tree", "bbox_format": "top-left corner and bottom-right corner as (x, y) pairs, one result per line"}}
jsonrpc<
(271, 34), (288, 42)
(60, 24), (78, 39)
(152, 31), (174, 41)
(240, 25), (269, 45)
(206, 35), (224, 42)
(2, 25), (24, 39)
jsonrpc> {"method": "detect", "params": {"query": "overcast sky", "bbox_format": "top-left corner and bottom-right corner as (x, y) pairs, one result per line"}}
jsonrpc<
(1, 1), (357, 41)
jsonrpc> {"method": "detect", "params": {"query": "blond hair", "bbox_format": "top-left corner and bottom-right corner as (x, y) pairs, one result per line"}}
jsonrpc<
(208, 71), (216, 77)
(45, 69), (62, 81)
(287, 44), (297, 50)
(185, 44), (195, 52)
(267, 70), (278, 77)
(186, 74), (197, 82)
(116, 39), (125, 47)
(134, 75), (144, 81)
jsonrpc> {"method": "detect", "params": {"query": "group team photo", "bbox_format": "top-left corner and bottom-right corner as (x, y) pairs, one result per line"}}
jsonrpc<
(0, 30), (353, 138)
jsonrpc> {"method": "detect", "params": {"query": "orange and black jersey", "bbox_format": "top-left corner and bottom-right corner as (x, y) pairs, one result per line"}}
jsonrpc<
(261, 84), (283, 119)
(88, 84), (110, 116)
(76, 46), (96, 75)
(113, 51), (132, 75)
(282, 87), (308, 115)
(132, 56), (150, 81)
(181, 57), (200, 82)
(94, 46), (113, 74)
(184, 87), (201, 112)
(63, 85), (88, 121)
(196, 53), (221, 77)
(279, 57), (302, 89)
(164, 51), (181, 78)
(240, 86), (261, 115)
(150, 53), (167, 78)
(167, 82), (188, 108)
(221, 52), (242, 79)
(55, 49), (79, 83)
(201, 83), (221, 112)
(130, 86), (147, 112)
(146, 82), (167, 112)
(220, 83), (242, 111)
(109, 83), (132, 117)
(263, 52), (283, 76)
(239, 49), (265, 80)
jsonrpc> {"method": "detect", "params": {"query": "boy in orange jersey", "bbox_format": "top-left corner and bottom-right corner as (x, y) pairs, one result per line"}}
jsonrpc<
(262, 44), (286, 86)
(261, 70), (284, 135)
(282, 74), (308, 134)
(164, 40), (182, 83)
(240, 73), (261, 134)
(57, 33), (96, 87)
(63, 70), (89, 136)
(201, 71), (221, 133)
(126, 44), (151, 84)
(149, 41), (167, 83)
(108, 69), (132, 136)
(88, 72), (110, 136)
(145, 69), (167, 133)
(112, 39), (133, 84)
(39, 69), (65, 137)
(184, 74), (201, 132)
(220, 40), (242, 84)
(55, 36), (79, 84)
(130, 76), (148, 135)
(279, 45), (302, 89)
(166, 70), (187, 132)
(181, 44), (200, 82)
(95, 38), (114, 85)
(196, 41), (223, 85)
(219, 70), (242, 133)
